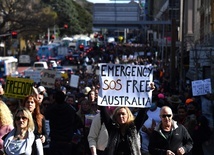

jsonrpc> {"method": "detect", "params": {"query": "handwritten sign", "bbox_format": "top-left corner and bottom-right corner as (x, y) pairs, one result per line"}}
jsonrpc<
(192, 78), (212, 96)
(5, 77), (34, 99)
(98, 63), (153, 108)
(40, 70), (57, 88)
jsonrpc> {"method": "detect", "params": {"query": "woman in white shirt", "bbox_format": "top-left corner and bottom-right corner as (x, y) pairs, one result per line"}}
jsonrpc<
(3, 107), (43, 155)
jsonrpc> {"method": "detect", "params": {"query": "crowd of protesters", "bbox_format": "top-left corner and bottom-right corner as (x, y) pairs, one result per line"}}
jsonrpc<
(0, 51), (213, 155)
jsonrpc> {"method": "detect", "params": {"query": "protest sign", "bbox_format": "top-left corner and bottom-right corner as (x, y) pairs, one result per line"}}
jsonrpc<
(40, 70), (57, 88)
(5, 77), (34, 99)
(98, 63), (153, 108)
(192, 78), (212, 96)
(70, 74), (79, 88)
(24, 70), (41, 83)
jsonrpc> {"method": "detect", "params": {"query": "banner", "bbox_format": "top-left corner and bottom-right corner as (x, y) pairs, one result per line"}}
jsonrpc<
(5, 77), (34, 99)
(98, 63), (153, 108)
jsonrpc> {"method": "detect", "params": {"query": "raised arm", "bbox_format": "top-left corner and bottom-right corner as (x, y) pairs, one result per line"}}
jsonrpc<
(134, 108), (149, 131)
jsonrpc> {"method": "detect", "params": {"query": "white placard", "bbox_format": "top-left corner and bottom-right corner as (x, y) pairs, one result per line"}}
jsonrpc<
(70, 74), (79, 88)
(192, 78), (212, 96)
(98, 63), (153, 108)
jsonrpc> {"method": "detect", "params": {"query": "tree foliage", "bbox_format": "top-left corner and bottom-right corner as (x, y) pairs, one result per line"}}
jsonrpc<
(0, 0), (93, 39)
(0, 0), (57, 39)
(45, 0), (93, 36)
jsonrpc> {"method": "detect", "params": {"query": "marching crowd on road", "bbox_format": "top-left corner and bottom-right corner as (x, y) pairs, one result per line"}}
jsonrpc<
(0, 53), (213, 155)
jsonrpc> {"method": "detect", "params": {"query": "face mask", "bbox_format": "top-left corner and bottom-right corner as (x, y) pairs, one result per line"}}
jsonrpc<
(150, 102), (157, 110)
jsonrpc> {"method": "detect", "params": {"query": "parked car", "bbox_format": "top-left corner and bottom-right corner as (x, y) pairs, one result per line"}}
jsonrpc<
(33, 61), (48, 70)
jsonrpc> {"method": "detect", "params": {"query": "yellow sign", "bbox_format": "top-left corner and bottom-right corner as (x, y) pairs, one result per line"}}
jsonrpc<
(5, 77), (34, 99)
(61, 72), (68, 79)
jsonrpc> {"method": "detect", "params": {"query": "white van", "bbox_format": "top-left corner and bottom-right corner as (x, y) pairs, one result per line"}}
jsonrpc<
(19, 55), (31, 66)
(33, 61), (48, 70)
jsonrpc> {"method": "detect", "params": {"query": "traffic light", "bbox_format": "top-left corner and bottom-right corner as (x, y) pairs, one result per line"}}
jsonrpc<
(64, 24), (68, 29)
(11, 31), (18, 39)
(79, 44), (84, 51)
(51, 34), (55, 40)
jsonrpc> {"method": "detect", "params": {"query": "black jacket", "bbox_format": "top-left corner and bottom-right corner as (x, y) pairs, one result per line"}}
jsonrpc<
(148, 120), (193, 155)
(45, 102), (82, 142)
(100, 107), (148, 155)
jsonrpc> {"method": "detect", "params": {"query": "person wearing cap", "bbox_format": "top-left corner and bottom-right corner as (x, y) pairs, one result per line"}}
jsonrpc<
(38, 86), (48, 97)
(83, 86), (91, 96)
(149, 106), (193, 155)
(37, 86), (48, 106)
(166, 95), (182, 114)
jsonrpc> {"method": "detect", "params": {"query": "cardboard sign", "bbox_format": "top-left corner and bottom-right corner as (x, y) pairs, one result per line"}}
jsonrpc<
(5, 77), (34, 99)
(98, 63), (153, 108)
(40, 70), (57, 88)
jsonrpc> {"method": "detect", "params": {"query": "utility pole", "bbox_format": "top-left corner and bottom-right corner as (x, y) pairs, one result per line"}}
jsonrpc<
(179, 0), (184, 92)
(48, 28), (50, 44)
(170, 18), (176, 91)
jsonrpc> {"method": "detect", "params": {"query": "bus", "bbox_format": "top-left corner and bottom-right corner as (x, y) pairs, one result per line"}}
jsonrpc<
(36, 44), (57, 61)
(76, 36), (91, 51)
(36, 42), (68, 61)
(0, 56), (18, 77)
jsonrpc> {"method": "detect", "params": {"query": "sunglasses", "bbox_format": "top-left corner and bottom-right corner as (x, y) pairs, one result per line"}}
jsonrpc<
(161, 114), (172, 118)
(15, 116), (28, 121)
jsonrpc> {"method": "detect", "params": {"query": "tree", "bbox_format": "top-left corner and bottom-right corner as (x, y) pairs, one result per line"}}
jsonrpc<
(0, 0), (57, 39)
(42, 0), (93, 36)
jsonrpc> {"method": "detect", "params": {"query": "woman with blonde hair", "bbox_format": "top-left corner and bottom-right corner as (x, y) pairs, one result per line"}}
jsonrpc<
(3, 107), (43, 155)
(0, 101), (14, 155)
(100, 106), (148, 155)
